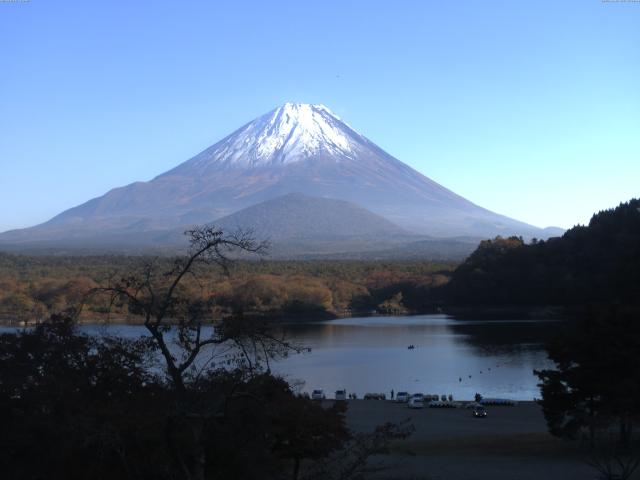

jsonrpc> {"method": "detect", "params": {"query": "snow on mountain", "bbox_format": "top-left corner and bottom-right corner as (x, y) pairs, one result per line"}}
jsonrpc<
(184, 103), (357, 170)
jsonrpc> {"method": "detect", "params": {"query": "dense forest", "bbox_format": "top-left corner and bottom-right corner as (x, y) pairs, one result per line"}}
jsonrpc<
(445, 199), (640, 309)
(0, 254), (453, 324)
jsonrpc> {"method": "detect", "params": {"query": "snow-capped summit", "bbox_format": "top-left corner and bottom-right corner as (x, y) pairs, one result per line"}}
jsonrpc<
(181, 102), (360, 170)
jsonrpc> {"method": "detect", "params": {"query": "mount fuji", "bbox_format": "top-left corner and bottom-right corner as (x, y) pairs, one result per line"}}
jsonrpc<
(0, 103), (561, 255)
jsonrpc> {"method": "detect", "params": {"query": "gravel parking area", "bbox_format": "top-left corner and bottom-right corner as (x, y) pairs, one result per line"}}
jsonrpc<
(345, 400), (549, 440)
(332, 400), (605, 480)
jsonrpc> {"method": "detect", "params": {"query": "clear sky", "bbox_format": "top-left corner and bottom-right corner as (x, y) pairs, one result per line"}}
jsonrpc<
(1, 0), (638, 231)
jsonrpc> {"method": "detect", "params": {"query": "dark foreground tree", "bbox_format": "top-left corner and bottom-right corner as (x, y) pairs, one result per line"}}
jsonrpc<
(535, 307), (640, 479)
(0, 315), (167, 480)
(0, 316), (354, 480)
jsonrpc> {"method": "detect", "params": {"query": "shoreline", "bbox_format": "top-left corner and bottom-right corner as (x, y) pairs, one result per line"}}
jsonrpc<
(0, 306), (569, 327)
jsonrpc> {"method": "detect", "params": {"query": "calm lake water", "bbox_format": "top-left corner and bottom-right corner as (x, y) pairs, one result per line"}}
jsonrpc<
(1, 314), (561, 401)
(273, 315), (558, 401)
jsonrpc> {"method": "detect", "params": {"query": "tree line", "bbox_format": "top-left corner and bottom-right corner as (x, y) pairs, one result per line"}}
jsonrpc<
(444, 199), (640, 310)
(0, 254), (453, 324)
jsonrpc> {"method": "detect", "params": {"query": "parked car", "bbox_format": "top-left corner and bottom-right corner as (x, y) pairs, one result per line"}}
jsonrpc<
(311, 389), (326, 400)
(364, 393), (386, 400)
(396, 391), (410, 403)
(480, 398), (516, 406)
(429, 401), (456, 408)
(408, 396), (424, 409)
(473, 406), (487, 418)
(335, 389), (347, 401)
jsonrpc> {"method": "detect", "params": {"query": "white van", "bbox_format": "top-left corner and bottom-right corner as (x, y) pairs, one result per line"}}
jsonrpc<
(396, 391), (410, 403)
(311, 389), (326, 400)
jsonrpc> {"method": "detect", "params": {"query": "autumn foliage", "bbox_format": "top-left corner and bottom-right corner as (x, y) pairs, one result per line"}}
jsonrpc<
(0, 256), (453, 323)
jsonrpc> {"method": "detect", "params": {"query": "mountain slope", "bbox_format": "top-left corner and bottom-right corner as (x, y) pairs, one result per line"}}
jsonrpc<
(0, 102), (557, 250)
(212, 193), (408, 240)
(154, 193), (426, 258)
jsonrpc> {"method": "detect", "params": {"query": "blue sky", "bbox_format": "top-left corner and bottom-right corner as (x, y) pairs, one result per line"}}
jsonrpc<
(1, 0), (638, 231)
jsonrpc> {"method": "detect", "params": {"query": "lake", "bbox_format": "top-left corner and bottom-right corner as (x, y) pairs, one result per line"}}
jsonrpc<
(273, 315), (558, 401)
(1, 314), (560, 401)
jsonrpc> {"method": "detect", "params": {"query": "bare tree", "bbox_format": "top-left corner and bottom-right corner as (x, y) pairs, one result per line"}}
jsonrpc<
(89, 226), (288, 389)
(87, 226), (301, 480)
(302, 420), (415, 480)
(584, 432), (640, 480)
(585, 449), (640, 480)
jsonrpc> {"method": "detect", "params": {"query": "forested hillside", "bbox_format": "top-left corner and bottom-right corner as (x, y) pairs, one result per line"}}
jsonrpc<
(0, 255), (453, 323)
(445, 199), (640, 307)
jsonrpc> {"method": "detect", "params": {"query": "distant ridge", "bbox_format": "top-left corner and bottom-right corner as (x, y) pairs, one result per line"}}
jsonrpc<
(213, 193), (407, 240)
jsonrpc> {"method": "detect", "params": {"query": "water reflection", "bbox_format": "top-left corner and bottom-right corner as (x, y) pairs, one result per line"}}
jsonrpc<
(274, 315), (558, 400)
(1, 315), (559, 401)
